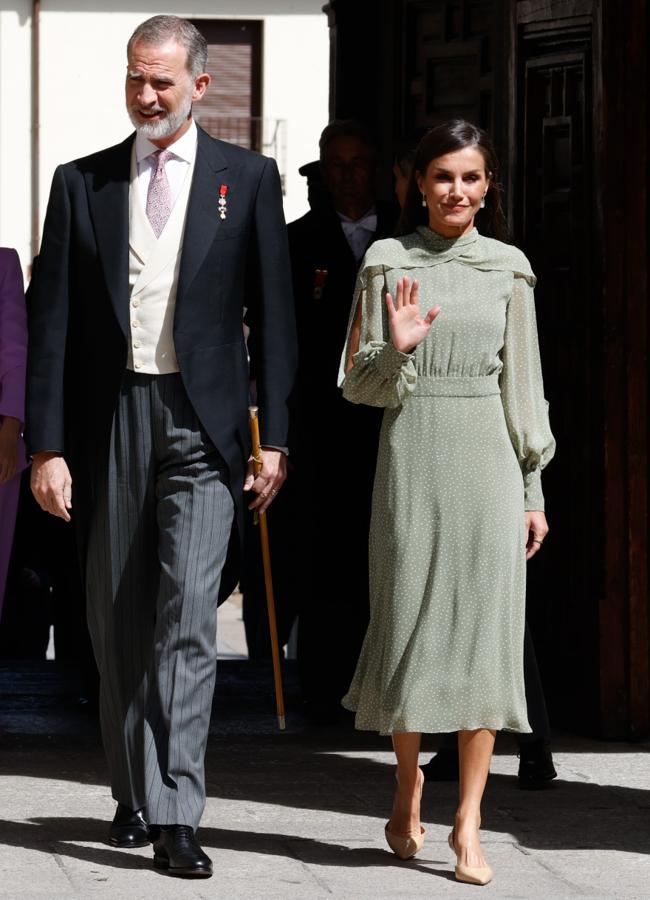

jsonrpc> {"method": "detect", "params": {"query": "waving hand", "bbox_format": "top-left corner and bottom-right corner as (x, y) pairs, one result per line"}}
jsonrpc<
(386, 276), (441, 354)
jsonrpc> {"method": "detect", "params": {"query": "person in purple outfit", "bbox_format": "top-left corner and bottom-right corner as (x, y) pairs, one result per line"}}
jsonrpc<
(0, 248), (28, 619)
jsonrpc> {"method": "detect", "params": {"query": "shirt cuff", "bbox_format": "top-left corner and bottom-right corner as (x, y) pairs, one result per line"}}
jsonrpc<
(375, 342), (415, 377)
(262, 444), (289, 456)
(523, 468), (545, 511)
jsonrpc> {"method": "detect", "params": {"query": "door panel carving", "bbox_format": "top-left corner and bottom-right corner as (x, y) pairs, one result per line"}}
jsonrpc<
(403, 0), (505, 141)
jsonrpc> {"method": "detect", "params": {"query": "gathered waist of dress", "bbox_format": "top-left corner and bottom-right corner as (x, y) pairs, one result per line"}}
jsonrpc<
(412, 373), (501, 398)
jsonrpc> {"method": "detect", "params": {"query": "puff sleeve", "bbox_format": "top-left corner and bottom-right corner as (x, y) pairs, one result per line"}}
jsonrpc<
(499, 274), (556, 510)
(337, 267), (417, 408)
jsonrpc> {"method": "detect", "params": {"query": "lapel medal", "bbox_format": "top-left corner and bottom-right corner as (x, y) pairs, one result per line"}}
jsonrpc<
(218, 183), (228, 220)
(313, 268), (328, 300)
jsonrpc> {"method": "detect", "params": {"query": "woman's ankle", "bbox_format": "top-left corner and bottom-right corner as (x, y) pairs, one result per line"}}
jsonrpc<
(455, 807), (481, 830)
(395, 764), (423, 785)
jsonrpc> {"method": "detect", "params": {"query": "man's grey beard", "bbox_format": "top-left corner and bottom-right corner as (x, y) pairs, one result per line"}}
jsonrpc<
(128, 91), (193, 140)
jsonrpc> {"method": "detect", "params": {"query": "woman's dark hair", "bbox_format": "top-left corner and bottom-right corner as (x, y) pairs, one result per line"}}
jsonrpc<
(394, 127), (430, 176)
(397, 120), (509, 242)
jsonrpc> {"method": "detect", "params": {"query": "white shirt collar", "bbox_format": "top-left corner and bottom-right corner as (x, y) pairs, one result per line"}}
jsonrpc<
(338, 206), (378, 231)
(135, 118), (198, 165)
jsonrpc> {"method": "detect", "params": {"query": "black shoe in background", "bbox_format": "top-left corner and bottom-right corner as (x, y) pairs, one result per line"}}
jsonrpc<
(421, 746), (460, 782)
(518, 740), (558, 789)
(152, 825), (213, 878)
(109, 803), (149, 847)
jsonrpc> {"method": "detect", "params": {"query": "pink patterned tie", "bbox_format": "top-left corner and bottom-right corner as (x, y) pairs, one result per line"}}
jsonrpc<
(146, 149), (174, 238)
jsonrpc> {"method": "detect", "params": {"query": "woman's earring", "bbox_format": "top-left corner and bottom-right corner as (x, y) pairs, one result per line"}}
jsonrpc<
(480, 195), (486, 209)
(421, 193), (427, 208)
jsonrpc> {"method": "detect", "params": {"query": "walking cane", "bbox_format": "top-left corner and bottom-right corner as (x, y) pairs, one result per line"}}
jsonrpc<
(248, 406), (286, 731)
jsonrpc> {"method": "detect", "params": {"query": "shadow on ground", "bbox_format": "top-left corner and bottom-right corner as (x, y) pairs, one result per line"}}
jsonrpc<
(1, 659), (649, 872)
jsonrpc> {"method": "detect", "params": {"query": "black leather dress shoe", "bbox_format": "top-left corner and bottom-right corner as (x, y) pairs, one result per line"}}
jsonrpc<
(421, 747), (460, 782)
(152, 825), (213, 878)
(109, 803), (149, 847)
(518, 740), (558, 789)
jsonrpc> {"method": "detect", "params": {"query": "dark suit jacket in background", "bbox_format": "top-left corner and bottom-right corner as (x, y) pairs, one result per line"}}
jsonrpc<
(26, 125), (297, 586)
(287, 202), (394, 465)
(279, 202), (394, 706)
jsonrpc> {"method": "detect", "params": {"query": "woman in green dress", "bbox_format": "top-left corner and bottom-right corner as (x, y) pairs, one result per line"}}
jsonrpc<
(339, 121), (555, 885)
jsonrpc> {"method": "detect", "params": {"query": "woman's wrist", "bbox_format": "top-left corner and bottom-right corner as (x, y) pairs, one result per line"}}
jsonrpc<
(390, 337), (416, 355)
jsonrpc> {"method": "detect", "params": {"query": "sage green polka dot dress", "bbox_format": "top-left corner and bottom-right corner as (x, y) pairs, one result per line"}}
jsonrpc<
(338, 227), (555, 735)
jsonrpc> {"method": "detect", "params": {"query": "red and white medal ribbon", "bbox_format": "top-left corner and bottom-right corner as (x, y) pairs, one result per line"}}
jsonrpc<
(218, 184), (228, 220)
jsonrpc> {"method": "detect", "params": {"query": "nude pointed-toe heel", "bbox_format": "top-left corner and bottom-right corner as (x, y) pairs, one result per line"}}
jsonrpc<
(385, 824), (426, 860)
(385, 767), (426, 859)
(448, 830), (493, 885)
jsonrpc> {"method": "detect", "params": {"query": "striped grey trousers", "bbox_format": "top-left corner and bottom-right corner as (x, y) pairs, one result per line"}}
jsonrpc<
(86, 372), (234, 828)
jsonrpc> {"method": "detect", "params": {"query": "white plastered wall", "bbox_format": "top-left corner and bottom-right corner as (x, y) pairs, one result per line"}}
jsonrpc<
(0, 1), (329, 272)
(0, 4), (34, 277)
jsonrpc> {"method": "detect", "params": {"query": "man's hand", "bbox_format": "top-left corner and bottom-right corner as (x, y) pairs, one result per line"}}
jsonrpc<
(244, 448), (287, 515)
(525, 511), (548, 560)
(31, 452), (73, 522)
(0, 416), (21, 484)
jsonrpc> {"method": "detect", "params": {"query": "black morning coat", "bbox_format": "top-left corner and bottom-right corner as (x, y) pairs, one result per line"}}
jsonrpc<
(25, 125), (298, 598)
(287, 200), (394, 467)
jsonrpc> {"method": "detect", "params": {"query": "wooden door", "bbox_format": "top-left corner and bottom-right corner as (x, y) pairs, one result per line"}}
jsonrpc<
(401, 1), (506, 149)
(511, 0), (648, 738)
(512, 6), (598, 732)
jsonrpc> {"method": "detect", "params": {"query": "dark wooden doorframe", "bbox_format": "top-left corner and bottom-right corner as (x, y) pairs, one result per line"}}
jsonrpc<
(505, 0), (647, 738)
(509, 4), (602, 734)
(595, 0), (648, 738)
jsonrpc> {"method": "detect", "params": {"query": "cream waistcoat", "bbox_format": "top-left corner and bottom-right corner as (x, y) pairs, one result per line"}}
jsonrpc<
(127, 145), (195, 374)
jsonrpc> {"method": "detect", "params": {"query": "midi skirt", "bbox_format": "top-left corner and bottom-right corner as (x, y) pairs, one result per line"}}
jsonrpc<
(342, 373), (531, 735)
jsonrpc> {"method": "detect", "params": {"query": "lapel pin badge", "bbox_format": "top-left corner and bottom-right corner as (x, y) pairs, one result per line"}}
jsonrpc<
(218, 184), (228, 220)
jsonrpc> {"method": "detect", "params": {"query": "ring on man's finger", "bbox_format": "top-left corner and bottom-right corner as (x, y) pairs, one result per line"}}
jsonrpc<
(271, 489), (278, 496)
(532, 539), (544, 545)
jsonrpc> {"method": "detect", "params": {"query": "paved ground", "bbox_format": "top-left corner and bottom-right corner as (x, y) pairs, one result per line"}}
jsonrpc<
(0, 659), (649, 899)
(46, 592), (248, 663)
(215, 592), (248, 660)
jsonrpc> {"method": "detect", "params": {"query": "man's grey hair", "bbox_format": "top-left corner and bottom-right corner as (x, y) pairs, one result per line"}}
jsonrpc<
(127, 15), (208, 80)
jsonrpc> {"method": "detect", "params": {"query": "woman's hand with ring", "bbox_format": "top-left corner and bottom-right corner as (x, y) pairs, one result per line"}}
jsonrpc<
(525, 511), (548, 560)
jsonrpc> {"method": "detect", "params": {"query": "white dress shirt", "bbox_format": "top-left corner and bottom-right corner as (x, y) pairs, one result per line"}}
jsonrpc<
(126, 121), (198, 375)
(135, 119), (197, 209)
(338, 207), (378, 263)
(131, 121), (288, 453)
